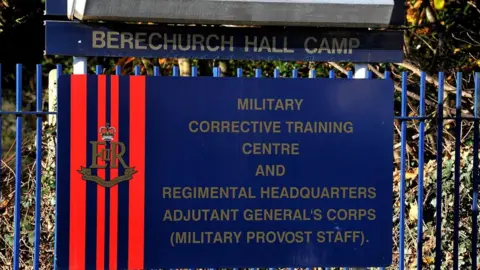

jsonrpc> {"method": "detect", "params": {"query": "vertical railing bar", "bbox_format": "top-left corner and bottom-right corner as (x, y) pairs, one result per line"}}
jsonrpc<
(255, 68), (262, 78)
(367, 71), (373, 79)
(212, 67), (217, 77)
(292, 69), (298, 78)
(416, 71), (427, 270)
(472, 72), (479, 270)
(274, 68), (280, 78)
(453, 71), (462, 270)
(435, 72), (445, 270)
(309, 69), (316, 78)
(384, 71), (391, 80)
(173, 65), (179, 77)
(347, 70), (353, 79)
(115, 66), (121, 76)
(237, 68), (243, 78)
(154, 66), (160, 76)
(96, 65), (102, 75)
(399, 71), (408, 270)
(13, 63), (23, 270)
(329, 70), (335, 79)
(0, 63), (2, 202)
(33, 64), (43, 270)
(135, 65), (141, 76)
(53, 64), (62, 270)
(192, 66), (198, 77)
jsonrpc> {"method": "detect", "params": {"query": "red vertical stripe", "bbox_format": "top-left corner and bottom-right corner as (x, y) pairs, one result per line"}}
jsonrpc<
(96, 75), (106, 270)
(110, 76), (119, 270)
(70, 75), (87, 270)
(128, 76), (145, 269)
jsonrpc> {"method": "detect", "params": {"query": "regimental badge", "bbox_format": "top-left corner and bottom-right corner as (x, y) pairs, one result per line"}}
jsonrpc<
(77, 123), (137, 187)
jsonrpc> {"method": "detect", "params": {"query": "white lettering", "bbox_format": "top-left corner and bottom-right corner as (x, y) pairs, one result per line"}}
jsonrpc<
(148, 33), (162, 50)
(304, 37), (360, 54)
(304, 37), (317, 54)
(121, 32), (134, 49)
(245, 36), (257, 52)
(221, 35), (234, 52)
(107, 31), (120, 49)
(135, 32), (147, 50)
(283, 37), (294, 53)
(92, 31), (106, 48)
(206, 35), (219, 51)
(349, 38), (360, 53)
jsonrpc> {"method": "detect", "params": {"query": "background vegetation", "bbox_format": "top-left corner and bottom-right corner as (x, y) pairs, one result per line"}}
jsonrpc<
(1, 0), (480, 269)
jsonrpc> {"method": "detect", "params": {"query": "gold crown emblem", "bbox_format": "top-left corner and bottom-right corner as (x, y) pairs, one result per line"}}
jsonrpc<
(99, 123), (116, 141)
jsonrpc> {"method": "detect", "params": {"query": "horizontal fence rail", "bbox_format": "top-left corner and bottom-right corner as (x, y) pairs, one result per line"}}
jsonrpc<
(0, 63), (478, 270)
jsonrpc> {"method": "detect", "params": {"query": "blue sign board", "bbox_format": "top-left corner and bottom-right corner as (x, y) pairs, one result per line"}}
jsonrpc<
(56, 74), (394, 269)
(45, 21), (403, 62)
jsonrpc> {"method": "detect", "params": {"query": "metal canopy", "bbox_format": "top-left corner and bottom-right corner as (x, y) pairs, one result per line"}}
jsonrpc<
(67, 0), (403, 28)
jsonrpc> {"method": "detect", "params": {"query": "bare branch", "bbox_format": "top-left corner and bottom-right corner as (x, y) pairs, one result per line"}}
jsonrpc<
(395, 60), (473, 99)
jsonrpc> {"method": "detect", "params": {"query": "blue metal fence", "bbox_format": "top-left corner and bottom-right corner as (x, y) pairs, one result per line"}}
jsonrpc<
(0, 63), (479, 270)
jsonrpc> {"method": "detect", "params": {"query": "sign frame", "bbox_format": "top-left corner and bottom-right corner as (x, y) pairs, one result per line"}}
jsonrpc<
(44, 20), (404, 63)
(55, 74), (395, 269)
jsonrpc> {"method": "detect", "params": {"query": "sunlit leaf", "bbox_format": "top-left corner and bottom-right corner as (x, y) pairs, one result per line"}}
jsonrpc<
(434, 0), (445, 10)
(423, 256), (435, 264)
(409, 203), (418, 221)
(406, 168), (418, 180)
(413, 0), (423, 9)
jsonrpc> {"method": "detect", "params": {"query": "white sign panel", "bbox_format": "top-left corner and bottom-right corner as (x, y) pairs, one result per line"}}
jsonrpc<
(66, 0), (398, 27)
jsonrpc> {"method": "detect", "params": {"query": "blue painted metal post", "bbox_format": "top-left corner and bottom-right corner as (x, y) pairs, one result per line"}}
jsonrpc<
(33, 64), (43, 270)
(274, 68), (280, 78)
(292, 69), (298, 78)
(154, 66), (160, 76)
(329, 70), (335, 79)
(0, 64), (2, 202)
(53, 64), (63, 270)
(255, 68), (262, 78)
(13, 63), (23, 270)
(173, 66), (179, 77)
(453, 72), (463, 270)
(399, 71), (408, 270)
(435, 72), (445, 270)
(472, 72), (479, 270)
(237, 68), (243, 78)
(96, 65), (102, 75)
(417, 72), (427, 270)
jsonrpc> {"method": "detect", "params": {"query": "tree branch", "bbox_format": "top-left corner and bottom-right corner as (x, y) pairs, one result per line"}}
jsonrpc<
(395, 60), (472, 99)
